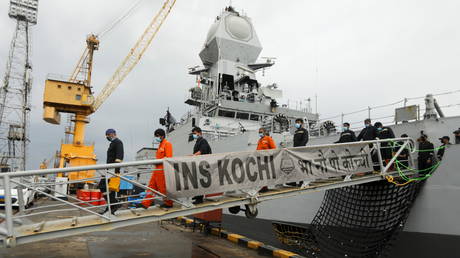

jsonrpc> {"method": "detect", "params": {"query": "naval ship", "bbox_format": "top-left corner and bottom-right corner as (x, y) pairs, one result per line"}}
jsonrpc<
(158, 6), (460, 257)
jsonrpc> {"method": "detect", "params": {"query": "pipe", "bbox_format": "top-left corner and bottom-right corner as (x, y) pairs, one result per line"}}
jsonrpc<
(434, 99), (445, 118)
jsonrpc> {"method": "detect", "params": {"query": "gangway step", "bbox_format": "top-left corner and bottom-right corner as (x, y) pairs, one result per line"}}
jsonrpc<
(1, 171), (404, 247)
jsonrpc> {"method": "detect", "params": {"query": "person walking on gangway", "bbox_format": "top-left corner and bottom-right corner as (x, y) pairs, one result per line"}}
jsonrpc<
(293, 118), (309, 147)
(356, 119), (379, 172)
(335, 122), (357, 143)
(396, 134), (411, 168)
(257, 128), (276, 150)
(288, 120), (308, 186)
(417, 133), (435, 175)
(99, 129), (124, 215)
(357, 119), (378, 141)
(142, 129), (173, 209)
(191, 127), (212, 204)
(257, 128), (276, 191)
(374, 122), (395, 165)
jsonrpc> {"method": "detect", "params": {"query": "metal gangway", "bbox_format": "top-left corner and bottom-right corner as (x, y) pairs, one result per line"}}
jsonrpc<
(0, 138), (415, 247)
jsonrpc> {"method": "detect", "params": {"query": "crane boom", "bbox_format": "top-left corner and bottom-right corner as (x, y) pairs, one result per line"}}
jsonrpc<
(92, 0), (176, 111)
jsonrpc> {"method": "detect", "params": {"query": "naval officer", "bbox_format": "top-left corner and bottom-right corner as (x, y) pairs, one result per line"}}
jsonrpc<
(191, 127), (212, 204)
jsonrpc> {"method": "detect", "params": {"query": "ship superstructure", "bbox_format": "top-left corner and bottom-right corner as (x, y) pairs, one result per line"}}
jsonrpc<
(164, 7), (318, 154)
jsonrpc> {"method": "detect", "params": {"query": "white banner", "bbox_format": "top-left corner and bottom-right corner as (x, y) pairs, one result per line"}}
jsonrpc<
(164, 143), (373, 198)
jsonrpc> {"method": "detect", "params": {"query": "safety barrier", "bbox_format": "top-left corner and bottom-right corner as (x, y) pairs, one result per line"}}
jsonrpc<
(311, 89), (460, 135)
(0, 138), (415, 247)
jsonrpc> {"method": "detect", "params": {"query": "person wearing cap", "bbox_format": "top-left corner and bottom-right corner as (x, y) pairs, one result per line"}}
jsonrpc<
(99, 129), (124, 215)
(191, 127), (212, 204)
(417, 132), (435, 175)
(437, 136), (451, 161)
(142, 129), (173, 209)
(453, 128), (460, 144)
(105, 129), (124, 170)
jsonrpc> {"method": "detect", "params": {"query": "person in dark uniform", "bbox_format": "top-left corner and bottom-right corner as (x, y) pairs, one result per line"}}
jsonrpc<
(357, 118), (378, 141)
(287, 119), (309, 186)
(417, 133), (435, 176)
(335, 122), (357, 143)
(437, 136), (451, 161)
(357, 119), (379, 171)
(453, 128), (460, 144)
(293, 118), (309, 147)
(191, 127), (212, 204)
(374, 122), (395, 162)
(396, 134), (410, 169)
(99, 128), (124, 215)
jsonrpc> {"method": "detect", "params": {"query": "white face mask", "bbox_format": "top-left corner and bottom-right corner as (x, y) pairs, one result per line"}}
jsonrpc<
(259, 133), (264, 138)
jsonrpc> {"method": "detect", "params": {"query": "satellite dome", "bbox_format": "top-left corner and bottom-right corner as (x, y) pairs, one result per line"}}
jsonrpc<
(225, 15), (252, 41)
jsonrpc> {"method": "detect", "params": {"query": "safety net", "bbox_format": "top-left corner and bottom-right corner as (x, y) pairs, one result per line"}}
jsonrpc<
(273, 180), (424, 257)
(273, 141), (445, 257)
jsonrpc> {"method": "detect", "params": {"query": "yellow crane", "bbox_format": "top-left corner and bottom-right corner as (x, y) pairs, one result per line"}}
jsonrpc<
(42, 0), (177, 184)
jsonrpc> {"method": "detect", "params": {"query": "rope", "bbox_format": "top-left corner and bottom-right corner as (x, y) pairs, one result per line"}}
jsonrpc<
(98, 0), (145, 38)
(385, 141), (445, 186)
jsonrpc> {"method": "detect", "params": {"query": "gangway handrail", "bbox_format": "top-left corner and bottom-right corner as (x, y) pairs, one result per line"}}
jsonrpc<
(0, 138), (415, 247)
(0, 137), (414, 178)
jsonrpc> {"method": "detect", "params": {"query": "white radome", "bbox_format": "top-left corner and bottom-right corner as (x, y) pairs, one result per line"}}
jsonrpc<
(226, 15), (252, 41)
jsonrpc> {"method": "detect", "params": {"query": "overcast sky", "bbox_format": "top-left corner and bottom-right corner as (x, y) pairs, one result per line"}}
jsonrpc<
(0, 0), (459, 169)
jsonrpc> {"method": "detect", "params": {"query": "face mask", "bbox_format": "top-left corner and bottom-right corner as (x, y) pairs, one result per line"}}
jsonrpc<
(106, 136), (113, 142)
(377, 128), (383, 131)
(154, 137), (162, 143)
(365, 124), (370, 128)
(342, 127), (348, 132)
(259, 133), (264, 138)
(294, 123), (301, 129)
(192, 134), (199, 140)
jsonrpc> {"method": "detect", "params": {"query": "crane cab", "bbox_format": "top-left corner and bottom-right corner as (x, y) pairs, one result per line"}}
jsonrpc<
(43, 78), (94, 124)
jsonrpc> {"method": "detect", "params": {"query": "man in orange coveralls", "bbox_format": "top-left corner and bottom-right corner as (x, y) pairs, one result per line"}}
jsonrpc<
(142, 129), (173, 209)
(257, 128), (276, 150)
(257, 128), (276, 192)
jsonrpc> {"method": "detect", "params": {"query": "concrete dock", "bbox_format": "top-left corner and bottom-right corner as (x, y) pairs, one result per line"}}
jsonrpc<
(0, 221), (266, 258)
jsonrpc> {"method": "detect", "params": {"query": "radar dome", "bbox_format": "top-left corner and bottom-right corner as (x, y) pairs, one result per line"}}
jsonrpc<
(225, 15), (252, 41)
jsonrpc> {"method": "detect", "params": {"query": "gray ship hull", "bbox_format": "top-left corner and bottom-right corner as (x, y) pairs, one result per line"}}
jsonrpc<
(168, 116), (460, 237)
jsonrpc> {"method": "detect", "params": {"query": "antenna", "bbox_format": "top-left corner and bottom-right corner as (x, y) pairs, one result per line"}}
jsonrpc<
(315, 94), (318, 114)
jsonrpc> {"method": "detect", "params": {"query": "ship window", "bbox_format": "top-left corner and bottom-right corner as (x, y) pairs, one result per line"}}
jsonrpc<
(236, 112), (249, 120)
(250, 114), (259, 121)
(75, 94), (82, 101)
(218, 109), (235, 118)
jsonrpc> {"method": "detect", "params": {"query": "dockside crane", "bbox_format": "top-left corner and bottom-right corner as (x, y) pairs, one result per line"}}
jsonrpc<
(42, 0), (176, 184)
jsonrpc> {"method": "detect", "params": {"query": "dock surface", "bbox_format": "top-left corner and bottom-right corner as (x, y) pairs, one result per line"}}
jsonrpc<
(0, 221), (265, 258)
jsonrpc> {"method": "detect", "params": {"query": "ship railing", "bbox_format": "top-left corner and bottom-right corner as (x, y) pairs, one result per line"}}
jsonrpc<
(312, 89), (460, 135)
(0, 138), (416, 247)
